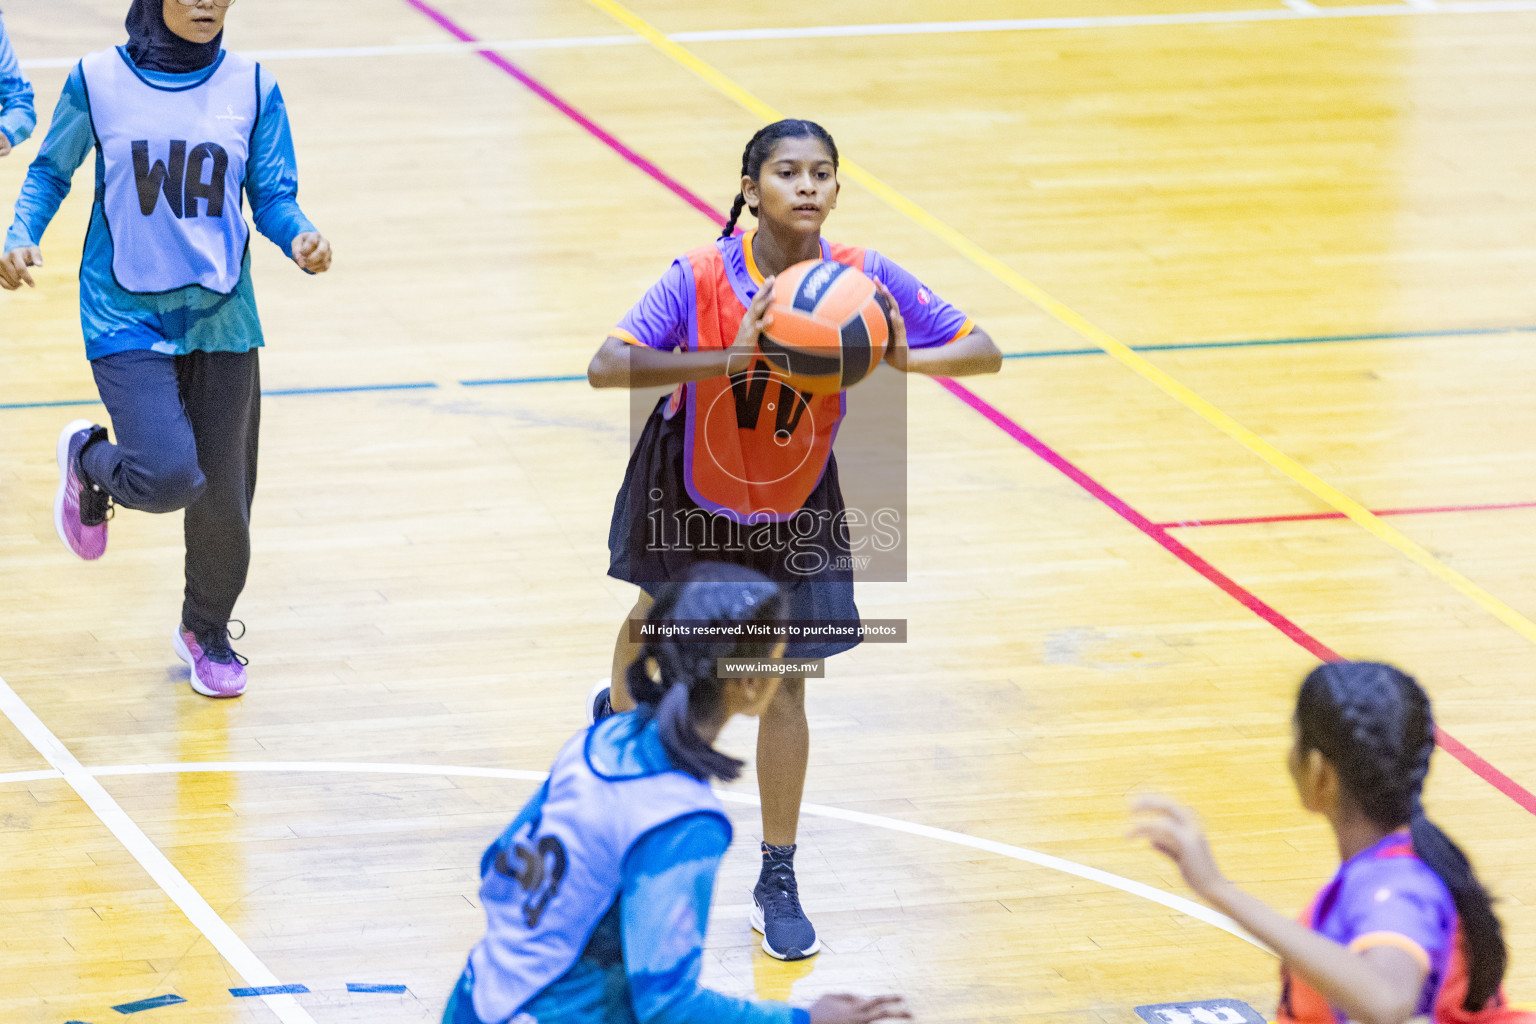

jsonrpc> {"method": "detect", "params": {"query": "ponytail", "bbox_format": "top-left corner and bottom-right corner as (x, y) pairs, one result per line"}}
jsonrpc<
(719, 193), (749, 240)
(1409, 812), (1506, 1009)
(626, 563), (787, 782)
(658, 680), (744, 783)
(718, 119), (840, 240)
(1296, 661), (1508, 1010)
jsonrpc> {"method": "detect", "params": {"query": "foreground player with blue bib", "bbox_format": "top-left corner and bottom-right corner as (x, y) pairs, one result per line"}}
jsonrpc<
(0, 0), (332, 698)
(447, 564), (911, 1024)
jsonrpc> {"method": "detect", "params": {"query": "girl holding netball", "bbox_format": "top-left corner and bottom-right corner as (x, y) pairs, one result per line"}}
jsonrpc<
(1132, 661), (1532, 1024)
(1, 0), (331, 698)
(587, 118), (1001, 959)
(0, 7), (36, 158)
(447, 564), (910, 1024)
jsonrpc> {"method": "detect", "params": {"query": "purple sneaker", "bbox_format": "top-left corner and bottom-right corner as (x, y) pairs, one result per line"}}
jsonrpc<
(173, 623), (248, 698)
(53, 419), (110, 561)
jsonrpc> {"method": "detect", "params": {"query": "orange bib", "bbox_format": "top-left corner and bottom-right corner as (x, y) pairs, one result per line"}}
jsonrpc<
(674, 241), (867, 522)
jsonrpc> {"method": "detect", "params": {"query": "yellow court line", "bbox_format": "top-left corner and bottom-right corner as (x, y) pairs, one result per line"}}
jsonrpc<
(582, 0), (1536, 651)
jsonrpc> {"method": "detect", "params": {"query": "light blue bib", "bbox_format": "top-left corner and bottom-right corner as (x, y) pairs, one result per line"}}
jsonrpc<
(468, 718), (729, 1024)
(81, 46), (255, 295)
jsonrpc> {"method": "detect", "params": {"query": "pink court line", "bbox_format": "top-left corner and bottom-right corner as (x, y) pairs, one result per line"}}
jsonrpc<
(938, 379), (1536, 817)
(1160, 499), (1536, 529)
(399, 0), (729, 230)
(400, 0), (1536, 819)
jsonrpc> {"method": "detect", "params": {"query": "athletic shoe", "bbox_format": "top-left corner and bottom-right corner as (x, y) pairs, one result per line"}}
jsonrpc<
(53, 419), (110, 561)
(751, 846), (821, 960)
(173, 622), (248, 698)
(586, 677), (614, 725)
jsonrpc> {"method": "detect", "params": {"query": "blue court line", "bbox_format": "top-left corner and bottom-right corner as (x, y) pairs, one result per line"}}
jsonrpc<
(230, 984), (310, 997)
(263, 382), (438, 396)
(111, 993), (186, 1014)
(1001, 324), (1536, 360)
(3, 326), (1532, 411)
(461, 373), (587, 386)
(0, 382), (440, 410)
(0, 398), (103, 410)
(347, 983), (409, 993)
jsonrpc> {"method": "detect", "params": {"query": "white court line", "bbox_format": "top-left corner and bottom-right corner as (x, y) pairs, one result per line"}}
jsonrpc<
(75, 759), (1265, 952)
(0, 678), (317, 1024)
(0, 767), (64, 784)
(16, 1), (1536, 69)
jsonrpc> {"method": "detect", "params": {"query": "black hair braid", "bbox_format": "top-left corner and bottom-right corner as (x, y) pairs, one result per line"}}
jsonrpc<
(625, 563), (787, 781)
(718, 119), (840, 239)
(1296, 661), (1507, 1010)
(719, 194), (750, 241)
(1329, 666), (1422, 824)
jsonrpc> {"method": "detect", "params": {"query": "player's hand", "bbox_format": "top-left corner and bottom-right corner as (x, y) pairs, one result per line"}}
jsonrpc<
(727, 275), (774, 375)
(0, 246), (43, 290)
(875, 280), (908, 371)
(809, 994), (913, 1024)
(290, 232), (332, 273)
(1128, 794), (1228, 901)
(0, 134), (11, 158)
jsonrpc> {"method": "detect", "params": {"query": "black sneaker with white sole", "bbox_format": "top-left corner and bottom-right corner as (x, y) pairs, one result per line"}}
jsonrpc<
(751, 843), (821, 960)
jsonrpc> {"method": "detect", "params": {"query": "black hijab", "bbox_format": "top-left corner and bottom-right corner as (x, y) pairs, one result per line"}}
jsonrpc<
(125, 0), (222, 74)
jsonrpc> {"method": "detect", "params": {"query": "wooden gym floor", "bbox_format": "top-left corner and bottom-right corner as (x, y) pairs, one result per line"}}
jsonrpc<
(1, 1), (1534, 1022)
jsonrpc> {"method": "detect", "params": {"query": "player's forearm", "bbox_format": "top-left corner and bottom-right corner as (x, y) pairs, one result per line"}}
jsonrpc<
(588, 337), (737, 389)
(247, 84), (316, 252)
(6, 160), (73, 251)
(6, 74), (93, 250)
(1203, 882), (1420, 1024)
(0, 27), (34, 146)
(0, 81), (36, 146)
(904, 327), (1002, 377)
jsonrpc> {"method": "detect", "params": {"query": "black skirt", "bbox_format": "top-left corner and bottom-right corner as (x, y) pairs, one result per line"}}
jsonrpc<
(608, 398), (861, 659)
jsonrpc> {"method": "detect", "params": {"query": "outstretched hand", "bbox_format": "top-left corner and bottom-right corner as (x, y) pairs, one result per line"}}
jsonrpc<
(810, 994), (913, 1024)
(291, 232), (332, 274)
(0, 246), (42, 290)
(1128, 794), (1228, 901)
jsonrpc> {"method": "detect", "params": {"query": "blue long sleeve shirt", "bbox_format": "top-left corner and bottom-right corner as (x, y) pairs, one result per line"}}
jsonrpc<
(0, 12), (35, 147)
(4, 48), (315, 358)
(458, 718), (809, 1024)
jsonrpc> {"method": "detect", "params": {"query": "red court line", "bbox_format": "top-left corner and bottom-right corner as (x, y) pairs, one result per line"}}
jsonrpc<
(939, 379), (1536, 816)
(1161, 499), (1536, 529)
(399, 0), (1536, 819)
(400, 0), (729, 230)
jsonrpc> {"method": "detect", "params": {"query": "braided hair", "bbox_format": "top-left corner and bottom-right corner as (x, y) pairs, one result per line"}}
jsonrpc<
(1295, 661), (1507, 1010)
(719, 119), (840, 239)
(626, 563), (787, 782)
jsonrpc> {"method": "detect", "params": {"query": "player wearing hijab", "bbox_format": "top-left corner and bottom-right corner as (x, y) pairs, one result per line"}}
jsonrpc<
(0, 8), (36, 157)
(0, 0), (332, 698)
(587, 119), (1002, 960)
(1132, 661), (1534, 1024)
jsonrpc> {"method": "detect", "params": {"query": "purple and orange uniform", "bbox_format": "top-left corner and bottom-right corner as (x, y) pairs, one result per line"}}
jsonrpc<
(605, 229), (975, 658)
(611, 229), (971, 521)
(1280, 832), (1533, 1024)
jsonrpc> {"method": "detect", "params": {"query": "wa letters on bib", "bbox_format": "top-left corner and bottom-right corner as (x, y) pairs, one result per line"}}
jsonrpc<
(81, 47), (257, 295)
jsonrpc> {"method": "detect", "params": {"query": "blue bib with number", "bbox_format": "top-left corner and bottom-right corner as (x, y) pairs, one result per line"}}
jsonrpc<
(468, 715), (729, 1024)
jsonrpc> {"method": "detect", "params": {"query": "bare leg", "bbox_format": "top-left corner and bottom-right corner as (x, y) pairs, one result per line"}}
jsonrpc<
(608, 590), (652, 712)
(756, 676), (808, 846)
